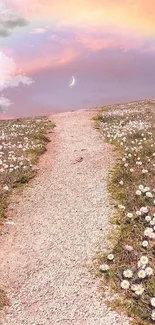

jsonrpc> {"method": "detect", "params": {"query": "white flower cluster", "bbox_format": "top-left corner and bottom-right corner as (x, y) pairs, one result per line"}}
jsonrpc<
(99, 101), (155, 322)
(120, 256), (153, 293)
(99, 254), (114, 273)
(0, 117), (50, 195)
(136, 184), (154, 198)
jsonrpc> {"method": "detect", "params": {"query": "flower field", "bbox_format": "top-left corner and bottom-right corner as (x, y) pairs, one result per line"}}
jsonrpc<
(95, 100), (155, 324)
(0, 116), (55, 222)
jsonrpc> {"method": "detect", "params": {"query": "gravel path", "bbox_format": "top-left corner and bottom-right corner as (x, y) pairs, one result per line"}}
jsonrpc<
(0, 109), (129, 325)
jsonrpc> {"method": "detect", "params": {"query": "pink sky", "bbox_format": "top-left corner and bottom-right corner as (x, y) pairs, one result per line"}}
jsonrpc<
(0, 0), (155, 117)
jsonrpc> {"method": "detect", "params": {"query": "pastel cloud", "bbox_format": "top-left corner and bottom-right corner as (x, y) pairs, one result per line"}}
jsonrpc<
(0, 51), (34, 91)
(14, 26), (155, 77)
(0, 1), (34, 114)
(75, 31), (145, 52)
(0, 96), (12, 113)
(0, 1), (28, 37)
(4, 0), (155, 79)
(31, 27), (47, 34)
(0, 51), (34, 113)
(7, 0), (155, 35)
(15, 45), (81, 74)
(49, 34), (60, 41)
(2, 0), (155, 117)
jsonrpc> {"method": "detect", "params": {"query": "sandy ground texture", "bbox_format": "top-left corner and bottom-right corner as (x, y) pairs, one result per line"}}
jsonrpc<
(0, 109), (129, 325)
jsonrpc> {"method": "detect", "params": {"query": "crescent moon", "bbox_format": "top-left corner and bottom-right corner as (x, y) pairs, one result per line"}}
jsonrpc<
(69, 76), (75, 87)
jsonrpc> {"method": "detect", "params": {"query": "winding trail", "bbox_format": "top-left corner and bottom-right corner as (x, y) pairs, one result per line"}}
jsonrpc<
(0, 110), (129, 325)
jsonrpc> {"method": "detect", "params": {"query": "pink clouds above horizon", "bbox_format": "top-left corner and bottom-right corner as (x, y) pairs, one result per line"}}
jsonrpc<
(6, 0), (155, 36)
(0, 0), (155, 117)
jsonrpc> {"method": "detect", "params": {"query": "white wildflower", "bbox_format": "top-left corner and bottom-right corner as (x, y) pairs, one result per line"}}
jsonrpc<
(123, 269), (133, 278)
(100, 264), (110, 272)
(107, 254), (114, 261)
(145, 215), (151, 222)
(143, 186), (150, 193)
(149, 232), (155, 240)
(142, 240), (149, 247)
(121, 280), (130, 290)
(136, 210), (141, 216)
(135, 285), (144, 295)
(140, 206), (149, 214)
(138, 269), (146, 278)
(139, 185), (144, 191)
(127, 212), (133, 219)
(142, 169), (148, 174)
(138, 260), (146, 269)
(146, 267), (153, 276)
(146, 192), (153, 198)
(140, 256), (149, 265)
(136, 190), (142, 196)
(144, 227), (153, 237)
(125, 245), (133, 252)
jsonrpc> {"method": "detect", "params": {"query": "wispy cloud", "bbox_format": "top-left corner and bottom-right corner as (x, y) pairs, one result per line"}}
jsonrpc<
(16, 46), (80, 74)
(31, 27), (47, 34)
(75, 29), (146, 52)
(12, 25), (155, 78)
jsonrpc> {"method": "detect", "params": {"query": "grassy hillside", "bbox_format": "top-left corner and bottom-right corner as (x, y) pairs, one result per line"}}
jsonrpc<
(0, 116), (55, 222)
(94, 100), (155, 325)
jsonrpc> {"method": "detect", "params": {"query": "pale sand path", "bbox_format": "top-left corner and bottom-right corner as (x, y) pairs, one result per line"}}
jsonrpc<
(0, 109), (129, 325)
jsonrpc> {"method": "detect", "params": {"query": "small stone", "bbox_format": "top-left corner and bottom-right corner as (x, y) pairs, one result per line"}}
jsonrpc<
(73, 157), (83, 164)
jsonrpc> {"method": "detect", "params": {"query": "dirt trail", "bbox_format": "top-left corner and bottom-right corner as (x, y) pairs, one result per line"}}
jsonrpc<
(0, 109), (129, 325)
